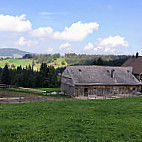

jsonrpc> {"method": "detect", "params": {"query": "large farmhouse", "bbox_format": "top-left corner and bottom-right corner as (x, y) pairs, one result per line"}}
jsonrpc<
(122, 54), (142, 81)
(61, 66), (142, 97)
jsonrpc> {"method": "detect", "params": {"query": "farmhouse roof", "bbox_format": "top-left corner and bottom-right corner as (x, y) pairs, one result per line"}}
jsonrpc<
(63, 65), (140, 86)
(122, 56), (142, 75)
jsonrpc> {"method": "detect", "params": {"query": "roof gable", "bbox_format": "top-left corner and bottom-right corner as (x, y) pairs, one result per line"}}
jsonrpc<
(122, 56), (142, 74)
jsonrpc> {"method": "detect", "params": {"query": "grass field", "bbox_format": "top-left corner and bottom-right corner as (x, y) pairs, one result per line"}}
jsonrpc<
(0, 57), (67, 69)
(35, 88), (61, 92)
(0, 58), (32, 68)
(47, 58), (67, 68)
(1, 97), (142, 141)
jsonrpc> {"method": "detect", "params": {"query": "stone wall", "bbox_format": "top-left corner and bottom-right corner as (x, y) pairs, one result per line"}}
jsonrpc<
(61, 83), (74, 96)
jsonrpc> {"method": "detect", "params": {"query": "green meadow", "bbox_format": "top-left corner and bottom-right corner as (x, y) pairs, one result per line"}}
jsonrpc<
(0, 58), (32, 68)
(1, 97), (142, 141)
(0, 58), (67, 69)
(35, 87), (61, 92)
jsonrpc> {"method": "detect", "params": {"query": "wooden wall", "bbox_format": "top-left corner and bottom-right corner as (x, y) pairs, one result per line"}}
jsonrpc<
(74, 85), (141, 97)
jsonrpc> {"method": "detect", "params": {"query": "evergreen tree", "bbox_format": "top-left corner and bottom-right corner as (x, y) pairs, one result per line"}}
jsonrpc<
(97, 57), (103, 65)
(40, 63), (48, 87)
(17, 65), (22, 73)
(0, 67), (2, 83)
(47, 66), (58, 87)
(1, 64), (10, 84)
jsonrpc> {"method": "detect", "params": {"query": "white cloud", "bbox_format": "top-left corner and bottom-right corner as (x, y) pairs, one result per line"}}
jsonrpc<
(83, 42), (94, 50)
(94, 46), (103, 52)
(98, 36), (129, 47)
(46, 48), (53, 53)
(31, 27), (53, 37)
(94, 35), (129, 53)
(31, 21), (99, 41)
(104, 47), (115, 53)
(15, 37), (39, 47)
(0, 14), (32, 32)
(59, 42), (71, 50)
(39, 12), (55, 16)
(53, 21), (99, 41)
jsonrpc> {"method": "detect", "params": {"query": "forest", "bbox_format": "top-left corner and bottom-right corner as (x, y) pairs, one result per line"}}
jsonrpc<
(0, 63), (59, 88)
(64, 53), (130, 66)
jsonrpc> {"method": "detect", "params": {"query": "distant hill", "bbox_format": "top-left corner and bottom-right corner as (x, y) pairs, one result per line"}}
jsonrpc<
(0, 48), (31, 58)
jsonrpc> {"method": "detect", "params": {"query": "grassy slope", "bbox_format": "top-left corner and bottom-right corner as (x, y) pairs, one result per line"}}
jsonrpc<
(1, 97), (142, 141)
(0, 59), (32, 68)
(0, 58), (67, 69)
(48, 58), (67, 68)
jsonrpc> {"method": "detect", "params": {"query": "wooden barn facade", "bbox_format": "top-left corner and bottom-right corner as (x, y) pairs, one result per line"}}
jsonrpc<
(61, 66), (142, 97)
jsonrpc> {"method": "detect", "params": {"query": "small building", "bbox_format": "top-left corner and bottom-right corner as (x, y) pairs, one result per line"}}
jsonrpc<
(122, 53), (142, 80)
(61, 66), (142, 97)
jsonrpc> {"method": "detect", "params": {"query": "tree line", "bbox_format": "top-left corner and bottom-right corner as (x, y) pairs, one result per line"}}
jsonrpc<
(0, 63), (59, 88)
(65, 53), (130, 66)
(22, 53), (130, 66)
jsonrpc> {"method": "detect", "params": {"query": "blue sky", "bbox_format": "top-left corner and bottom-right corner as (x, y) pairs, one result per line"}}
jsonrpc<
(0, 0), (142, 55)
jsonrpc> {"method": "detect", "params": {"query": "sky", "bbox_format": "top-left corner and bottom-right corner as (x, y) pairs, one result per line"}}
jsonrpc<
(0, 0), (142, 55)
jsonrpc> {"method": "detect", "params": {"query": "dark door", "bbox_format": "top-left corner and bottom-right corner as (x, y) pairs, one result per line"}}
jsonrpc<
(84, 88), (88, 96)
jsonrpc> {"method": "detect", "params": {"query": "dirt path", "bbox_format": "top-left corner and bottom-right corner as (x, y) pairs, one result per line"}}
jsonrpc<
(0, 90), (73, 104)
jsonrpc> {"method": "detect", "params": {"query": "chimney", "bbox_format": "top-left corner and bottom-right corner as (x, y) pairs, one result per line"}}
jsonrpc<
(111, 69), (115, 79)
(136, 52), (139, 58)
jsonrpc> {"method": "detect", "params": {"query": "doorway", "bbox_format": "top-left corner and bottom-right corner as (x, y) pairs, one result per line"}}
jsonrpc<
(84, 88), (88, 96)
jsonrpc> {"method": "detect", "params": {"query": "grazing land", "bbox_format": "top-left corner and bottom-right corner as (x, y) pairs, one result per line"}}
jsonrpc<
(0, 58), (67, 69)
(1, 97), (142, 141)
(0, 59), (32, 68)
(6, 88), (61, 94)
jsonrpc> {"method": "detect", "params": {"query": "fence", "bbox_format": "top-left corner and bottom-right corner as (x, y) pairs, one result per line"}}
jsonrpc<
(0, 84), (7, 88)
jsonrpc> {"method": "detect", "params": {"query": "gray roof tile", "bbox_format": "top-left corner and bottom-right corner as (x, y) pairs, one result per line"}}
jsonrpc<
(65, 65), (139, 85)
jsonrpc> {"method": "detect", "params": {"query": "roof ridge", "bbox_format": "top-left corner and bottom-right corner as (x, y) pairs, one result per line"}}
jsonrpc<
(68, 65), (132, 68)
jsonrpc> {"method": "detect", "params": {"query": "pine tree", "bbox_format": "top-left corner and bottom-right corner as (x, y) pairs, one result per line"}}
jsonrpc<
(47, 66), (58, 87)
(97, 57), (103, 65)
(1, 64), (9, 84)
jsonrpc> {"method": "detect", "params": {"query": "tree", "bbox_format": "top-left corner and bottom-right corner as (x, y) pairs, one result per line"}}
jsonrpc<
(97, 57), (103, 65)
(93, 59), (97, 65)
(61, 61), (65, 65)
(11, 64), (15, 69)
(17, 65), (22, 73)
(1, 64), (10, 84)
(23, 54), (33, 59)
(32, 60), (35, 69)
(47, 66), (58, 87)
(40, 63), (48, 76)
(136, 52), (139, 58)
(40, 63), (49, 87)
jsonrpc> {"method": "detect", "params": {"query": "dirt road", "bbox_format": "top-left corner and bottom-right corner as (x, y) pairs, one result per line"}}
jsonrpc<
(0, 90), (72, 104)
